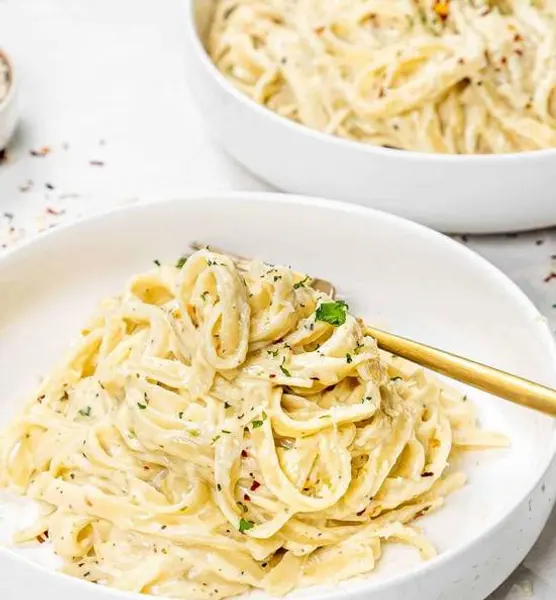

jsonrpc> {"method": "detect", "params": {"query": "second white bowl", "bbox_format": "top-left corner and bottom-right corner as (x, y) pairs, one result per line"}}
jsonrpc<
(183, 0), (556, 234)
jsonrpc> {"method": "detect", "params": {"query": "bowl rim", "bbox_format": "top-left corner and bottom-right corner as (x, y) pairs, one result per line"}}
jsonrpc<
(0, 47), (16, 115)
(1, 191), (556, 598)
(183, 0), (556, 164)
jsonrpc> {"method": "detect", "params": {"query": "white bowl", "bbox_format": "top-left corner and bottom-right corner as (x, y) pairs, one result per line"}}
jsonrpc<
(0, 193), (556, 600)
(183, 0), (556, 234)
(0, 48), (18, 151)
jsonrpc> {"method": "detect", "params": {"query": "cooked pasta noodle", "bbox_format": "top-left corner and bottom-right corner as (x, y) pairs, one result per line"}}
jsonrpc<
(0, 249), (507, 598)
(207, 0), (556, 153)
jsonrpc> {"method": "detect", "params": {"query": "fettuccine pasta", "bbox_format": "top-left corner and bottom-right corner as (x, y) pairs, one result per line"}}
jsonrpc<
(0, 249), (507, 598)
(208, 0), (556, 153)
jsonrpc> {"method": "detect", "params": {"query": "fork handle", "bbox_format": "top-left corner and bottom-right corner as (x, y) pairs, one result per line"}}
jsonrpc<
(365, 325), (556, 417)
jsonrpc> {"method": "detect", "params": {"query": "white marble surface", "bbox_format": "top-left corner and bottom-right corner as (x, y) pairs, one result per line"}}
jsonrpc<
(0, 0), (555, 598)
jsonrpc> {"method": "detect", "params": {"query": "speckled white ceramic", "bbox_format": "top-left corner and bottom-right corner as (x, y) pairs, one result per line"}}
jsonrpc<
(0, 193), (555, 600)
(183, 0), (556, 234)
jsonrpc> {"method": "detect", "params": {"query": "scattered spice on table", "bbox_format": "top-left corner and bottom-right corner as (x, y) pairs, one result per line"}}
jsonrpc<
(29, 146), (51, 157)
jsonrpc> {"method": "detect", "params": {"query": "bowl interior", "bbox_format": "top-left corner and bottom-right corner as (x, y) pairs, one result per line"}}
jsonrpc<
(0, 194), (555, 597)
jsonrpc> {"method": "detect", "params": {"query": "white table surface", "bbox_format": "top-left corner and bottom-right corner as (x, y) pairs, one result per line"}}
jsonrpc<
(0, 0), (555, 598)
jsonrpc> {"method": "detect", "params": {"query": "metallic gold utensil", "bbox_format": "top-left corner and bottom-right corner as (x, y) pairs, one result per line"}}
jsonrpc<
(190, 242), (556, 416)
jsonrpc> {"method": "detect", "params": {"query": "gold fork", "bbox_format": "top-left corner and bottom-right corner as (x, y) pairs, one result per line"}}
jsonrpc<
(190, 242), (556, 416)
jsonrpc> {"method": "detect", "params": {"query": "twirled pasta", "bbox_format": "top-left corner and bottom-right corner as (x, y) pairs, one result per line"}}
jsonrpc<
(208, 0), (556, 153)
(0, 250), (507, 598)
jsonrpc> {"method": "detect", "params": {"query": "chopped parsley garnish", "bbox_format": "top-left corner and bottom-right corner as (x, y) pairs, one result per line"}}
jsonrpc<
(252, 419), (264, 429)
(178, 411), (184, 419)
(463, 395), (468, 402)
(137, 402), (147, 410)
(293, 275), (310, 289)
(354, 341), (364, 354)
(346, 353), (353, 364)
(315, 300), (348, 326)
(267, 349), (279, 357)
(390, 376), (402, 382)
(238, 518), (254, 533)
(201, 291), (209, 300)
(176, 256), (188, 268)
(211, 435), (221, 444)
(189, 429), (200, 437)
(361, 396), (373, 403)
(273, 275), (282, 282)
(78, 406), (92, 417)
(222, 429), (231, 434)
(153, 259), (161, 267)
(280, 358), (291, 377)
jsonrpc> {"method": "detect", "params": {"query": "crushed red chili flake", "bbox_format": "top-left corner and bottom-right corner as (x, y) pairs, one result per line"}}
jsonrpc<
(46, 207), (66, 216)
(250, 480), (261, 492)
(30, 146), (51, 157)
(515, 49), (523, 56)
(269, 374), (276, 379)
(241, 449), (248, 458)
(514, 33), (522, 42)
(543, 272), (556, 283)
(244, 493), (251, 502)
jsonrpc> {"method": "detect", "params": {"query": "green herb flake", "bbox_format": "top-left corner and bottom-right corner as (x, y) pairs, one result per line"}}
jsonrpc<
(176, 256), (188, 269)
(211, 435), (221, 445)
(201, 291), (209, 300)
(137, 402), (147, 410)
(237, 501), (248, 513)
(222, 429), (231, 434)
(252, 419), (264, 429)
(273, 275), (282, 282)
(463, 395), (468, 402)
(267, 349), (279, 357)
(346, 353), (353, 364)
(390, 376), (402, 382)
(238, 518), (254, 533)
(153, 259), (161, 267)
(293, 275), (310, 289)
(217, 483), (222, 491)
(315, 300), (348, 326)
(224, 402), (231, 409)
(189, 429), (200, 437)
(178, 411), (184, 419)
(361, 396), (373, 404)
(280, 358), (291, 377)
(78, 406), (92, 417)
(354, 342), (364, 355)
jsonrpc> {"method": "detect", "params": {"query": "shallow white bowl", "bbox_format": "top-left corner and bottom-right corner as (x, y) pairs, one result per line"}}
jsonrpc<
(0, 47), (18, 151)
(183, 0), (556, 234)
(0, 193), (556, 600)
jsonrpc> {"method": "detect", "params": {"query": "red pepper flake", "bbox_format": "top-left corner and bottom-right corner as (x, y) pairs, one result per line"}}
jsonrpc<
(46, 207), (66, 216)
(243, 493), (251, 502)
(241, 449), (248, 458)
(501, 56), (507, 65)
(543, 272), (556, 283)
(515, 49), (523, 57)
(250, 480), (261, 492)
(30, 146), (51, 157)
(269, 374), (276, 379)
(89, 160), (105, 166)
(514, 33), (522, 42)
(314, 26), (324, 34)
(457, 58), (465, 65)
(143, 465), (150, 470)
